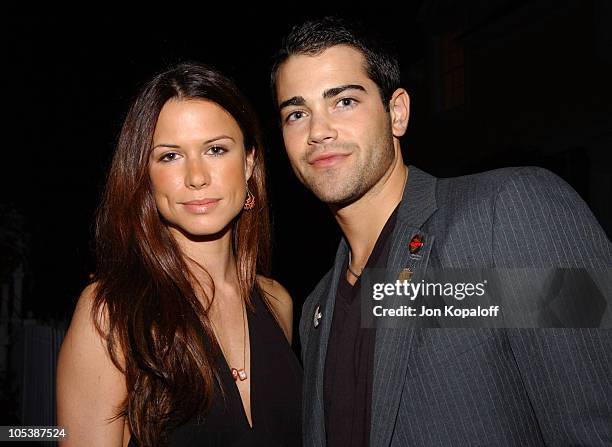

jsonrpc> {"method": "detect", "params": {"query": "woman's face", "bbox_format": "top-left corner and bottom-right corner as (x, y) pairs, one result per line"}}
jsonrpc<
(149, 99), (254, 238)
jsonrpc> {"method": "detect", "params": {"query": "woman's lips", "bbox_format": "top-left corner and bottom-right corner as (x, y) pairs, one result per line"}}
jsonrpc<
(181, 199), (220, 214)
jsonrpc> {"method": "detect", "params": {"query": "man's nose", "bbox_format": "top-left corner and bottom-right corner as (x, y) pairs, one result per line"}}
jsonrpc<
(307, 112), (338, 145)
(185, 158), (210, 189)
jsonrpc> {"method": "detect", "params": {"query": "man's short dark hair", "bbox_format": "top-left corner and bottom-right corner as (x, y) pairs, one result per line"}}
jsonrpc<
(270, 17), (401, 111)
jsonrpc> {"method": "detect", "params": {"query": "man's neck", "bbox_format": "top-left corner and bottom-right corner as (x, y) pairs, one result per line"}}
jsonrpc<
(333, 157), (408, 270)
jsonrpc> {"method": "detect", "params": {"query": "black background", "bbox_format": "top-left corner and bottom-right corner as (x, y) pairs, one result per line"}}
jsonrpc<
(2, 1), (611, 337)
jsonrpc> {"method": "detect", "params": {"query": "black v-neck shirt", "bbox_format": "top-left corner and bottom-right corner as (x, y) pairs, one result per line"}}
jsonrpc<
(323, 206), (399, 447)
(128, 288), (302, 446)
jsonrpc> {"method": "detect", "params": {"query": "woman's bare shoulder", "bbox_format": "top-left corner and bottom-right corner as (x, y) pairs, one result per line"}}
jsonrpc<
(57, 282), (127, 445)
(72, 282), (102, 324)
(256, 275), (294, 344)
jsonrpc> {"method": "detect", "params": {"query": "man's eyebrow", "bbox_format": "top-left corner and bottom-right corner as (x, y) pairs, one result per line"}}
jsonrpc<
(278, 96), (306, 111)
(323, 84), (366, 99)
(278, 85), (366, 112)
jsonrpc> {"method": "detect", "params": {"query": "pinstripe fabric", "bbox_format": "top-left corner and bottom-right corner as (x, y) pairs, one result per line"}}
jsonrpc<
(300, 165), (612, 446)
(300, 244), (346, 447)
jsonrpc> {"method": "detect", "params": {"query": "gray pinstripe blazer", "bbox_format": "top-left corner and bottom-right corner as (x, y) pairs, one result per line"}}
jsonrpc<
(299, 166), (612, 446)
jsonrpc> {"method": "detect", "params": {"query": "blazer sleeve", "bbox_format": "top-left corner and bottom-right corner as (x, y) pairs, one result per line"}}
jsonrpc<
(492, 166), (612, 445)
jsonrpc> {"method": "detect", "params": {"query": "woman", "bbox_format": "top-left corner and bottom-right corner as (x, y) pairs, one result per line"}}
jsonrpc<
(57, 63), (302, 446)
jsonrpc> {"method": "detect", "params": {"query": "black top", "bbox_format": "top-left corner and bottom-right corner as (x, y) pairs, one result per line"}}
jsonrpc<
(324, 206), (399, 447)
(128, 288), (302, 446)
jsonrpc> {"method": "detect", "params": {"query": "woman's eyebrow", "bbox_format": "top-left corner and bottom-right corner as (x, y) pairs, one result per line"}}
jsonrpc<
(151, 135), (235, 150)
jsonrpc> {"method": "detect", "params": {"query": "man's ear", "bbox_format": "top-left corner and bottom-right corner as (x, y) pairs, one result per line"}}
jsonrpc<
(389, 88), (410, 138)
(245, 147), (256, 181)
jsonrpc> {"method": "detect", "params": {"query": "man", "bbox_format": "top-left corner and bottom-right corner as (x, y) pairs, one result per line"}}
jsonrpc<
(271, 17), (612, 447)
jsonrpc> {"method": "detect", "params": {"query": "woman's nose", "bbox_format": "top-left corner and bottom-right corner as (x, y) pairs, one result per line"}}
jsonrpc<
(185, 159), (210, 189)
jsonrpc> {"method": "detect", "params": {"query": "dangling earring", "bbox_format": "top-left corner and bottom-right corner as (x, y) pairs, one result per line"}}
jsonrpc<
(244, 184), (255, 210)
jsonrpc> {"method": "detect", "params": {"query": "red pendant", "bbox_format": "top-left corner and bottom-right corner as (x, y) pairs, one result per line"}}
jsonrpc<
(231, 367), (248, 382)
(409, 235), (424, 254)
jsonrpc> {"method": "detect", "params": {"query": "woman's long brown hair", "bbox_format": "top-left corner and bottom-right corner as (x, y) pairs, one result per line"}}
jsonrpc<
(91, 63), (271, 446)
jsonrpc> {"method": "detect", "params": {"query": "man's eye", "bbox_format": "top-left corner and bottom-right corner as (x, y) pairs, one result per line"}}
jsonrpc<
(207, 145), (227, 156)
(337, 98), (357, 107)
(286, 111), (305, 123)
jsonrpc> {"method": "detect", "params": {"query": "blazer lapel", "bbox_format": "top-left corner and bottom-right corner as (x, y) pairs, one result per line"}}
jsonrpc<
(370, 166), (438, 447)
(303, 239), (349, 447)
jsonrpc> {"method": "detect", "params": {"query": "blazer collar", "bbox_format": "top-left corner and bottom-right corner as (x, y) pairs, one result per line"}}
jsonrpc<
(370, 165), (438, 447)
(397, 165), (438, 229)
(303, 165), (438, 447)
(302, 240), (348, 447)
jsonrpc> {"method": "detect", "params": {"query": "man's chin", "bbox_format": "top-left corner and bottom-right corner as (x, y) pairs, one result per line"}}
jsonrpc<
(310, 185), (363, 207)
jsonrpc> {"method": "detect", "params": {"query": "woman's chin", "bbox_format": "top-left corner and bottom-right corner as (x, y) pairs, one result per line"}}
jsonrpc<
(168, 221), (233, 242)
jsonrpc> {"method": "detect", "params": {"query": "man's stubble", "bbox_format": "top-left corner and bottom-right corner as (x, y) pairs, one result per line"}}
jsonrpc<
(298, 122), (395, 206)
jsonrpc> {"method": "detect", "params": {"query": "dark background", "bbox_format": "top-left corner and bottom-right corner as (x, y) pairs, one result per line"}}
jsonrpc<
(1, 0), (611, 428)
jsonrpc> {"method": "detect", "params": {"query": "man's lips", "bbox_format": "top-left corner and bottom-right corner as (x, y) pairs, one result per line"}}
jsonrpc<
(308, 152), (350, 167)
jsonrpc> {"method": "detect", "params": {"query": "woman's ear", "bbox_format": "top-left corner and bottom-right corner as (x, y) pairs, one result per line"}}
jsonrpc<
(389, 88), (410, 138)
(245, 147), (256, 181)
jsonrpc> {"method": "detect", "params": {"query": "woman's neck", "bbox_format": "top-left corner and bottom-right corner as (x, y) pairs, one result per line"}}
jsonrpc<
(169, 224), (238, 286)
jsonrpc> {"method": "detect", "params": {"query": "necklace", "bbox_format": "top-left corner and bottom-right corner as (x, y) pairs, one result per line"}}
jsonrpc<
(213, 301), (248, 382)
(347, 251), (361, 279)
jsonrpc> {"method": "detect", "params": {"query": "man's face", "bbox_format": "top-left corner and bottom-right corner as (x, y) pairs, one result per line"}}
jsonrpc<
(276, 45), (396, 205)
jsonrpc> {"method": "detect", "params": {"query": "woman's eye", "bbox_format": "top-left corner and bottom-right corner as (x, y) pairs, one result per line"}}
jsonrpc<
(159, 152), (179, 162)
(207, 145), (227, 156)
